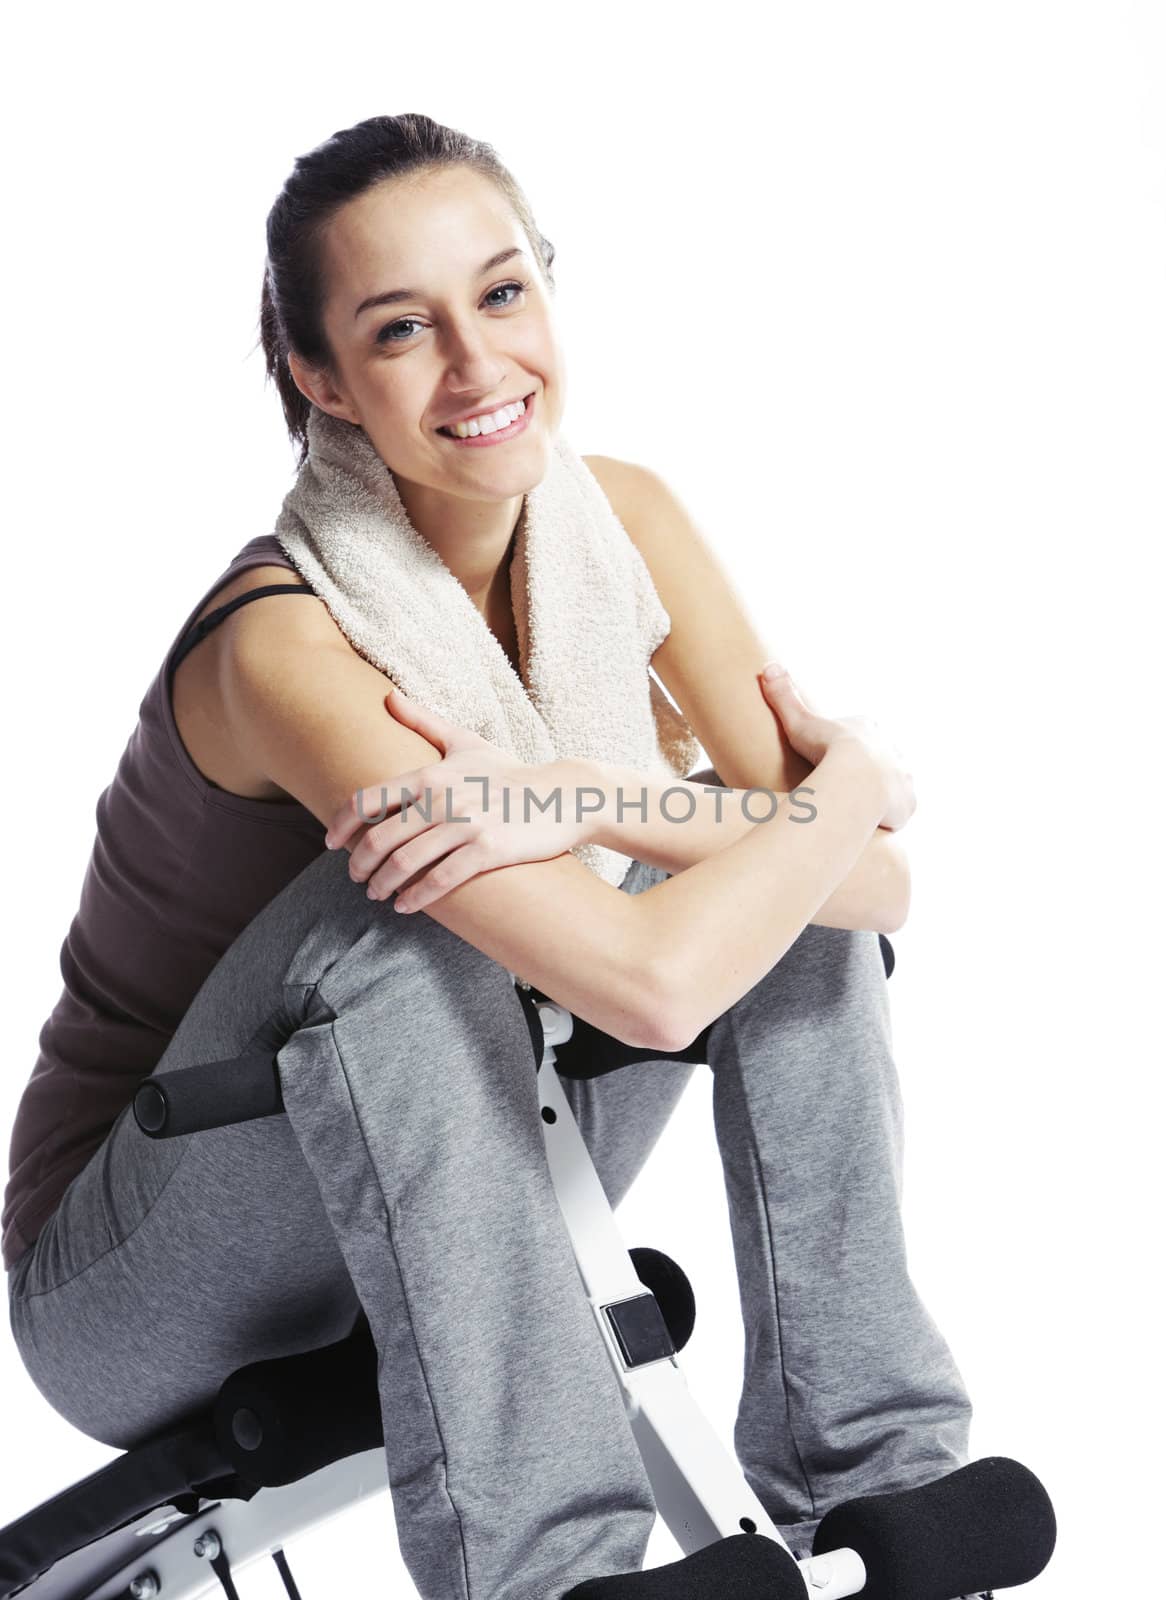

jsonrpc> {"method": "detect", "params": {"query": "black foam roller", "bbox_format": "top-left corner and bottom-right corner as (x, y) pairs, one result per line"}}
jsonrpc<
(811, 1455), (1056, 1600)
(133, 1008), (302, 1137)
(563, 1532), (805, 1599)
(134, 1052), (283, 1137)
(212, 1312), (382, 1487)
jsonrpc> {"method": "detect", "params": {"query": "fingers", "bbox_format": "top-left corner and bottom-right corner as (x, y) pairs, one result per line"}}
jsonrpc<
(385, 685), (452, 736)
(383, 684), (463, 750)
(384, 685), (420, 717)
(384, 686), (491, 763)
(366, 825), (474, 910)
(327, 762), (454, 848)
(325, 784), (400, 850)
(760, 664), (803, 709)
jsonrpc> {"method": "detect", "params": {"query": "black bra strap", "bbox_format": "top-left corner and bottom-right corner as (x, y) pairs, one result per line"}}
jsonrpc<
(170, 582), (316, 675)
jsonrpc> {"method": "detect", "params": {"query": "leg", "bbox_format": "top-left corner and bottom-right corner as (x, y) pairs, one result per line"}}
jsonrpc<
(8, 846), (658, 1600)
(707, 919), (974, 1556)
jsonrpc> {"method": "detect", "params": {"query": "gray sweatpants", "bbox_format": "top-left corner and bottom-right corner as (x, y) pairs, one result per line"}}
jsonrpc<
(7, 841), (972, 1599)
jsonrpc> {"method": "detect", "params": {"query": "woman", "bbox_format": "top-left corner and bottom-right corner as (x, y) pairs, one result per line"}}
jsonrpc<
(5, 113), (972, 1600)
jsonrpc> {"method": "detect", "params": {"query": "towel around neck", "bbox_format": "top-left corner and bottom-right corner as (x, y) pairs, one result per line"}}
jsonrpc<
(274, 405), (702, 888)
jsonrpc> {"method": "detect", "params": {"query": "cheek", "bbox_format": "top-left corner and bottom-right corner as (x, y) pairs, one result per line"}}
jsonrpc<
(370, 375), (431, 432)
(542, 324), (568, 388)
(540, 339), (565, 395)
(516, 306), (559, 365)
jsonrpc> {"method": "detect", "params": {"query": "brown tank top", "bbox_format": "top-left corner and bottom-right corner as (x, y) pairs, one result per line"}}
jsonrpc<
(2, 536), (322, 1272)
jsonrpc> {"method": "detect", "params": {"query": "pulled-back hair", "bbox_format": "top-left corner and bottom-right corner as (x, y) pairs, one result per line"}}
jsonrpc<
(258, 113), (556, 466)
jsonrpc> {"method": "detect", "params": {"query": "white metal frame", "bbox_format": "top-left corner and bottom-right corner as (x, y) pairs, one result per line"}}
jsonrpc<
(532, 996), (867, 1600)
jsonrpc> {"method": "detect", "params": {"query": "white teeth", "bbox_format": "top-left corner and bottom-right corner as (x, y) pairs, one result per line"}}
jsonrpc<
(446, 397), (526, 438)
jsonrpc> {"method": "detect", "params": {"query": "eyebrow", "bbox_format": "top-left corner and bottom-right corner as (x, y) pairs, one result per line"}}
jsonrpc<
(353, 247), (526, 321)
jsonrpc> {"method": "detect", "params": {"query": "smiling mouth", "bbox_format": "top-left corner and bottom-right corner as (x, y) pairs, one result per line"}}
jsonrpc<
(437, 391), (536, 440)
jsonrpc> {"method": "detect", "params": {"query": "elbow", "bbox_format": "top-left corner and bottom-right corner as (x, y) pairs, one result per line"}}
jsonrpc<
(644, 963), (724, 1056)
(876, 844), (912, 934)
(632, 1012), (684, 1055)
(642, 1011), (699, 1056)
(880, 895), (909, 935)
(630, 949), (697, 1054)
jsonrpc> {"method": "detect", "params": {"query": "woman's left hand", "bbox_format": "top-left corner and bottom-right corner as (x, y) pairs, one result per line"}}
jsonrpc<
(324, 687), (592, 912)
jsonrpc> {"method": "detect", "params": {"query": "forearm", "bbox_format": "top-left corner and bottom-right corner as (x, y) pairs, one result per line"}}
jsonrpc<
(577, 759), (766, 873)
(814, 827), (910, 933)
(606, 743), (889, 1047)
(576, 759), (908, 933)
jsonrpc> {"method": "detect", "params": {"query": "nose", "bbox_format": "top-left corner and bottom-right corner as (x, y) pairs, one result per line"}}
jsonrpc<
(439, 320), (508, 395)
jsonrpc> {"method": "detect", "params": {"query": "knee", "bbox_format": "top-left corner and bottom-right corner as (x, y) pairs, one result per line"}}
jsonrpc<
(284, 879), (524, 1045)
(281, 848), (473, 993)
(734, 922), (891, 1032)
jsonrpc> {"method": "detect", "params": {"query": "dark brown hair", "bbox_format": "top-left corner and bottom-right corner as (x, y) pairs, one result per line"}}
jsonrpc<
(258, 112), (556, 467)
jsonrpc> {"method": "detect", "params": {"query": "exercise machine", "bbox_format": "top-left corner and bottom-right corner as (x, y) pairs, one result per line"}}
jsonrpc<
(0, 933), (1056, 1599)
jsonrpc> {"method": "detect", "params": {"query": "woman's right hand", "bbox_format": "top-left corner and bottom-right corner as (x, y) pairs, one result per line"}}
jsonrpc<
(758, 663), (917, 832)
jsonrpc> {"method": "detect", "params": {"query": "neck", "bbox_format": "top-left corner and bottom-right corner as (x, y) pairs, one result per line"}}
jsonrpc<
(393, 475), (525, 615)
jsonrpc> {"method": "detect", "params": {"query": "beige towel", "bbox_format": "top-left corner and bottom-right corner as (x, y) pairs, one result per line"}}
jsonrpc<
(274, 405), (701, 888)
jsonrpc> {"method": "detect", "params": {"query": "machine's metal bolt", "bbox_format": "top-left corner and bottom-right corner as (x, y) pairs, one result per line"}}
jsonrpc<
(129, 1574), (160, 1598)
(193, 1530), (221, 1559)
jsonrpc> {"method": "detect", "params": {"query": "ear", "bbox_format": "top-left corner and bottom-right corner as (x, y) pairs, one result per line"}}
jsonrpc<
(287, 349), (362, 427)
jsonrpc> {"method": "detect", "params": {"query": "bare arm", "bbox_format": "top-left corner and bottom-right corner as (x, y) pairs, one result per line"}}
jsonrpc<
(217, 599), (671, 1049)
(567, 759), (909, 934)
(580, 457), (910, 933)
(626, 744), (891, 1049)
(218, 592), (889, 1054)
(584, 454), (816, 797)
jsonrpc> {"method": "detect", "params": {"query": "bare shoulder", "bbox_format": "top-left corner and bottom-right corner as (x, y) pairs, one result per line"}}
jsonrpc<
(193, 563), (329, 638)
(170, 564), (339, 802)
(580, 453), (651, 523)
(196, 561), (357, 664)
(580, 453), (695, 586)
(584, 456), (799, 793)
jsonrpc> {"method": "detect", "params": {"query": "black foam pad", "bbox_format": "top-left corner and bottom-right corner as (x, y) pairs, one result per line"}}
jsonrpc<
(563, 1532), (805, 1599)
(811, 1455), (1056, 1600)
(534, 991), (714, 1080)
(212, 1312), (382, 1487)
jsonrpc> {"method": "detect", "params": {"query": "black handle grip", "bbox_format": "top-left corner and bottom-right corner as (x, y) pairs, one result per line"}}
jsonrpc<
(134, 1052), (284, 1138)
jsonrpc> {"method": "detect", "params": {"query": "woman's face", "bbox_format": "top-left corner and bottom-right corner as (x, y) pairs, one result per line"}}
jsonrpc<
(305, 165), (566, 505)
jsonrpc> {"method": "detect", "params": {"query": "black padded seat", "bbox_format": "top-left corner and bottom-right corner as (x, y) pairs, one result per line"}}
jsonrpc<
(0, 1314), (380, 1599)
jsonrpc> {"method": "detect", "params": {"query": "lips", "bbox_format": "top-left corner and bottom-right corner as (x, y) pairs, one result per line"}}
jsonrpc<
(436, 391), (536, 437)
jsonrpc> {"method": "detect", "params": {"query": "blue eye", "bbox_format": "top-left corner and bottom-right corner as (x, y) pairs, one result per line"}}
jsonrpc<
(375, 278), (531, 345)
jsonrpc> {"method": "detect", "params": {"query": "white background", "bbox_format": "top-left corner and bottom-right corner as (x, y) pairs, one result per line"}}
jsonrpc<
(2, 3), (1162, 1596)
